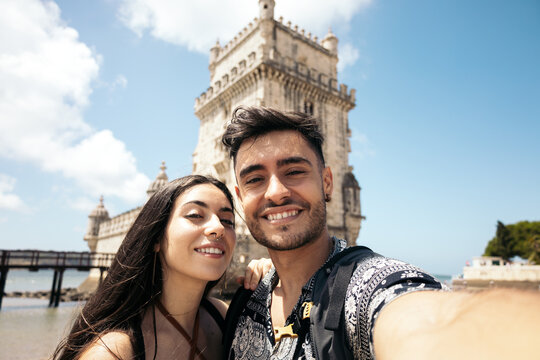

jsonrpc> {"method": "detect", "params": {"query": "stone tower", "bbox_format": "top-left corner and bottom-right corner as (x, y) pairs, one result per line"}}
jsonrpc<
(193, 0), (364, 290)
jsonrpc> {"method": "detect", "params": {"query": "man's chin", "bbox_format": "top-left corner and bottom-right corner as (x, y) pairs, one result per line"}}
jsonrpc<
(253, 232), (314, 251)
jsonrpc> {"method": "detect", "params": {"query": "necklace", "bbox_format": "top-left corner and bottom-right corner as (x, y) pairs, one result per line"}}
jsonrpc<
(155, 299), (207, 360)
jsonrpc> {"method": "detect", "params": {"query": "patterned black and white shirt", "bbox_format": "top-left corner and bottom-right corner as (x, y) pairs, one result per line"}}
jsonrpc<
(228, 238), (446, 360)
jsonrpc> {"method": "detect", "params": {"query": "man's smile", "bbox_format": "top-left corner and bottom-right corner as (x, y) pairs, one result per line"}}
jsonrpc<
(264, 209), (300, 222)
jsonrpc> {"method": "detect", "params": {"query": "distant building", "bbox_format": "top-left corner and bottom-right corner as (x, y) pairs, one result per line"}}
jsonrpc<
(452, 256), (540, 291)
(81, 0), (364, 294)
(79, 162), (167, 291)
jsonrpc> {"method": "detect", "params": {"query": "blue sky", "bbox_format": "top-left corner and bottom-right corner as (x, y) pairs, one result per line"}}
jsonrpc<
(0, 0), (538, 276)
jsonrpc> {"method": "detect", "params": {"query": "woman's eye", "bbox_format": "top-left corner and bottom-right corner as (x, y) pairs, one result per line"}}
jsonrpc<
(185, 213), (203, 219)
(221, 219), (235, 227)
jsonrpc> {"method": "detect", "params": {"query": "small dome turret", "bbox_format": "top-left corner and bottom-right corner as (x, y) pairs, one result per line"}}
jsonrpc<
(342, 172), (361, 215)
(321, 27), (338, 56)
(209, 39), (221, 64)
(85, 196), (110, 248)
(89, 195), (109, 219)
(147, 161), (169, 199)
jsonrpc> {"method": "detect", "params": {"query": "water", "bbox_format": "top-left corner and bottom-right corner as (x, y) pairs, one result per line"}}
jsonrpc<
(434, 274), (452, 288)
(0, 270), (89, 360)
(4, 269), (90, 293)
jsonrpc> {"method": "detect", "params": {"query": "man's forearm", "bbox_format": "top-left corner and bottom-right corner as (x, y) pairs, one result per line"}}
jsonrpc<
(373, 289), (540, 360)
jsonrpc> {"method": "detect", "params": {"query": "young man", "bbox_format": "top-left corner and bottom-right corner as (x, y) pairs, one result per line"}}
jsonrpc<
(221, 106), (540, 360)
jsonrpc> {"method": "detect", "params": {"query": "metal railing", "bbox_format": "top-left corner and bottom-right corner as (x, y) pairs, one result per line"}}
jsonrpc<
(0, 250), (115, 269)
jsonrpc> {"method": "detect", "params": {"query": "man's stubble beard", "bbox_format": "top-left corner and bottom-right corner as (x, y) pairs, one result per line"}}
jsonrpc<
(246, 195), (327, 251)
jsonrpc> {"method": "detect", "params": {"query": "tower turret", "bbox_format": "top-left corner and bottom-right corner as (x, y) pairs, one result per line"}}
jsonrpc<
(342, 172), (364, 245)
(321, 27), (338, 56)
(146, 161), (169, 199)
(84, 196), (109, 252)
(209, 40), (221, 80)
(259, 0), (275, 20)
(209, 40), (221, 64)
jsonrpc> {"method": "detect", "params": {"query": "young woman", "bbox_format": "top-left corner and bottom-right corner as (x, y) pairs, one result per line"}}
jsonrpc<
(53, 175), (268, 360)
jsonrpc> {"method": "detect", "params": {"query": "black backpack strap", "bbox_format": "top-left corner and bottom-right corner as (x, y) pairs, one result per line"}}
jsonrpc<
(324, 261), (357, 330)
(223, 286), (253, 355)
(201, 297), (225, 333)
(309, 245), (377, 360)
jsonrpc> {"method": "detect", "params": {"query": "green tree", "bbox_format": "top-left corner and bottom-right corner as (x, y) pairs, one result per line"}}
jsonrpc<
(528, 234), (540, 265)
(484, 220), (540, 262)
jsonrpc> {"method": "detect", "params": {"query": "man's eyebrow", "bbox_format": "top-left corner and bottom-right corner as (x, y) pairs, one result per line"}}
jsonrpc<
(238, 164), (265, 179)
(277, 156), (313, 167)
(184, 200), (233, 213)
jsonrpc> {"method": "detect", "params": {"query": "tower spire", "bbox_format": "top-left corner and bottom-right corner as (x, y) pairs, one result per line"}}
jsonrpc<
(146, 161), (169, 199)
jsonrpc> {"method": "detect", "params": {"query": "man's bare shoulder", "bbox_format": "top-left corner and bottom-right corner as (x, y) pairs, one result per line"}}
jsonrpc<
(79, 331), (134, 360)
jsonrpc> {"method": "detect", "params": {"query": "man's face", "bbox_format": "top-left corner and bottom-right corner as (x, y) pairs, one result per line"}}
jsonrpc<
(234, 130), (333, 250)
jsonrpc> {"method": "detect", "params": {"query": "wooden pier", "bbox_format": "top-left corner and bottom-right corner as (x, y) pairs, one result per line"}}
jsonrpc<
(0, 250), (115, 310)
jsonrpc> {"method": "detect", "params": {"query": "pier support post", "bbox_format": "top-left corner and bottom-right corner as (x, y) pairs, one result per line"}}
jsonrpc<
(99, 267), (105, 286)
(53, 269), (65, 307)
(0, 267), (8, 310)
(49, 270), (58, 307)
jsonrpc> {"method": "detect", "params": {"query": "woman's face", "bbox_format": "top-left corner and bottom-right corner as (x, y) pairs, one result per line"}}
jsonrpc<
(158, 183), (236, 284)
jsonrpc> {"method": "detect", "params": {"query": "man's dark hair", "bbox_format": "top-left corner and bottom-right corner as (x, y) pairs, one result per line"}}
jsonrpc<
(222, 106), (325, 167)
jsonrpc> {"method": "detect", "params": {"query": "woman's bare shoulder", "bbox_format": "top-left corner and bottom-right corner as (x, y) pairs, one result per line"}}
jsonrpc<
(78, 331), (134, 360)
(207, 296), (228, 318)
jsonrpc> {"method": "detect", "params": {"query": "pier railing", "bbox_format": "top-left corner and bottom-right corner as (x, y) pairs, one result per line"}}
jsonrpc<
(0, 250), (116, 310)
(0, 250), (114, 270)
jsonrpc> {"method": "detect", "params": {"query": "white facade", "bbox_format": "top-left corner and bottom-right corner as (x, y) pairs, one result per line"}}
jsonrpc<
(463, 256), (540, 282)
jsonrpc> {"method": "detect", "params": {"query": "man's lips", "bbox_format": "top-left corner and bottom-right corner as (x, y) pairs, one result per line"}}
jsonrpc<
(264, 209), (300, 221)
(260, 205), (303, 223)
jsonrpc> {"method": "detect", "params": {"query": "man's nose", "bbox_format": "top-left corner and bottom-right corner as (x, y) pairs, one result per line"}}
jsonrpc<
(264, 175), (290, 204)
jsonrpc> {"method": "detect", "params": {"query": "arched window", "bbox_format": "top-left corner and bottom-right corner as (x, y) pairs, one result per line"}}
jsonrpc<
(304, 100), (314, 115)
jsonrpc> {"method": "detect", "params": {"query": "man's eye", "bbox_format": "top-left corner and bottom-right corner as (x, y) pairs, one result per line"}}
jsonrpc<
(245, 177), (263, 185)
(287, 170), (305, 176)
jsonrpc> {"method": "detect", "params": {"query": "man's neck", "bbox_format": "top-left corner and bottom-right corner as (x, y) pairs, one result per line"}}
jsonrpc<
(268, 232), (333, 327)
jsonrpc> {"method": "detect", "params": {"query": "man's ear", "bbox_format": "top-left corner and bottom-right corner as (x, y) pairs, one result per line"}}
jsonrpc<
(235, 186), (242, 202)
(322, 166), (333, 197)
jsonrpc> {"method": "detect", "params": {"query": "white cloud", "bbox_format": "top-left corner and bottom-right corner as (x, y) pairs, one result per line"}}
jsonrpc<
(118, 0), (372, 55)
(350, 130), (375, 159)
(338, 42), (360, 72)
(275, 0), (372, 35)
(0, 0), (150, 206)
(0, 174), (28, 212)
(111, 74), (128, 90)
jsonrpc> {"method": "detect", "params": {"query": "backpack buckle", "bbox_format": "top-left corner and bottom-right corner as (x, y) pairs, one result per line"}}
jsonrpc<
(301, 301), (313, 320)
(274, 324), (298, 341)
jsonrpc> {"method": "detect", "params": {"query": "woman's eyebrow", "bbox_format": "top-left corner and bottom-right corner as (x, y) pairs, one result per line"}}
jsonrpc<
(183, 200), (233, 213)
(184, 200), (208, 208)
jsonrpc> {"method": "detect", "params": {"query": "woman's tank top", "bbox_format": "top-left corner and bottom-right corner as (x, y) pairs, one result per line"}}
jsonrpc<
(131, 298), (225, 360)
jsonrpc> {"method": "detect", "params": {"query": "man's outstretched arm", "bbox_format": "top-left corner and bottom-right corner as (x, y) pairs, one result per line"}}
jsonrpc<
(373, 289), (540, 360)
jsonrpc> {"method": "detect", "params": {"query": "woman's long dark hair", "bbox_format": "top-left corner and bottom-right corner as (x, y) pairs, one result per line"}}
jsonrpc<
(53, 175), (234, 359)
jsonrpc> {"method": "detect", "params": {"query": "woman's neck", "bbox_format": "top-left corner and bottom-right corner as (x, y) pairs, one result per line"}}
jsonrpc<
(159, 274), (207, 331)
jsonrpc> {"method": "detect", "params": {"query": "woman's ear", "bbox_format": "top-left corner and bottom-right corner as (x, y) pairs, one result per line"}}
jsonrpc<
(153, 242), (160, 252)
